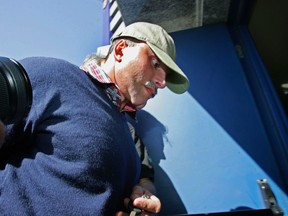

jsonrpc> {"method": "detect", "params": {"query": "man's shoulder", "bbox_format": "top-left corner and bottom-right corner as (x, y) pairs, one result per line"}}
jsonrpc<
(20, 57), (77, 70)
(19, 57), (83, 80)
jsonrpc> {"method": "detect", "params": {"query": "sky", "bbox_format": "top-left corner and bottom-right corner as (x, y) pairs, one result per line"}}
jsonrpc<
(0, 0), (103, 66)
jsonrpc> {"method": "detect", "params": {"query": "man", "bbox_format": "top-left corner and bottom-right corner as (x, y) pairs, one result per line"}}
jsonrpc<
(81, 47), (158, 216)
(0, 22), (189, 215)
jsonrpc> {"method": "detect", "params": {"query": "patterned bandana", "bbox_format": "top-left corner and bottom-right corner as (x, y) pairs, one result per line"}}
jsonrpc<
(80, 61), (136, 113)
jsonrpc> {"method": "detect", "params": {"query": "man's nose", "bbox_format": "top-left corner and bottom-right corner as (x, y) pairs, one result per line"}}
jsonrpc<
(154, 72), (166, 89)
(154, 79), (166, 89)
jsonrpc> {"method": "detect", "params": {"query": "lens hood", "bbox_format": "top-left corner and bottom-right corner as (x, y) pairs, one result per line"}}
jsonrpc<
(0, 57), (32, 124)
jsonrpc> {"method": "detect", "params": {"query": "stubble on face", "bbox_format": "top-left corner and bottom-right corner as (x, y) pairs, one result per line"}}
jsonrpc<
(114, 43), (157, 109)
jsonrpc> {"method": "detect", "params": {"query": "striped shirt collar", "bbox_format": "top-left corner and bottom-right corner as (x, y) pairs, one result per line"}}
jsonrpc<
(80, 61), (136, 114)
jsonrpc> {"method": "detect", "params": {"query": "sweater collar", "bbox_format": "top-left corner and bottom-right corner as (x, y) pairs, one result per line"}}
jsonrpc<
(80, 61), (136, 114)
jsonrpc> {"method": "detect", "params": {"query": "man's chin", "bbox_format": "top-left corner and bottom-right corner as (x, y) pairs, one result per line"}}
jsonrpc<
(135, 102), (147, 110)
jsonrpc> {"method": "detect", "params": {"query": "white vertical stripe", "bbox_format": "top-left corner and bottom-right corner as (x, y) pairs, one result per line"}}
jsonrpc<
(196, 0), (204, 26)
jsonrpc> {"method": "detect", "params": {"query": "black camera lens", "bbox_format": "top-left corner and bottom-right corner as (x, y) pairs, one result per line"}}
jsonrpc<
(0, 57), (32, 124)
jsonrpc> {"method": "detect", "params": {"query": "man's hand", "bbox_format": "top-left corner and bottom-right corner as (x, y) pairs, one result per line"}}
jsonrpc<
(116, 178), (161, 216)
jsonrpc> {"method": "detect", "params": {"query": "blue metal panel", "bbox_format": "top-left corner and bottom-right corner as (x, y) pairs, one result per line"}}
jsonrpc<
(229, 25), (288, 186)
(131, 24), (288, 215)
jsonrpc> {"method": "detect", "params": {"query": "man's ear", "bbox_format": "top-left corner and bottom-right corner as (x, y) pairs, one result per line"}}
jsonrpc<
(113, 39), (128, 62)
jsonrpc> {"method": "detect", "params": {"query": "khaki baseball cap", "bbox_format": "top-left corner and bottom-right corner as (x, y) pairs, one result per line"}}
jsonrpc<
(111, 22), (189, 94)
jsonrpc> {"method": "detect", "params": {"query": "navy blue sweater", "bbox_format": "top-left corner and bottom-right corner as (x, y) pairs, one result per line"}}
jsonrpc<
(0, 57), (140, 215)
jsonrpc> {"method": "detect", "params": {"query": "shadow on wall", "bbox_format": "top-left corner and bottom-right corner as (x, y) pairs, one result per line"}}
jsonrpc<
(131, 110), (187, 215)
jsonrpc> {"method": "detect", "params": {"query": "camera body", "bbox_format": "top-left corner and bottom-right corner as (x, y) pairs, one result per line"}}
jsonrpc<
(0, 57), (32, 124)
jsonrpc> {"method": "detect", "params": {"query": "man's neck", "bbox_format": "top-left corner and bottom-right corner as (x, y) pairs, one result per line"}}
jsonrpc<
(101, 58), (116, 83)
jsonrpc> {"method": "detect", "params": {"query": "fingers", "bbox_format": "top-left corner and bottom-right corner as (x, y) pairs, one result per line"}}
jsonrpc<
(123, 183), (161, 215)
(115, 211), (128, 216)
(133, 194), (161, 214)
(125, 195), (161, 215)
(129, 185), (152, 200)
(115, 212), (128, 216)
(130, 185), (145, 198)
(121, 197), (161, 216)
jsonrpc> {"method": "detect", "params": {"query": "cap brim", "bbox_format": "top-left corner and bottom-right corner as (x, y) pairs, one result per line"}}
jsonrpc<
(147, 41), (189, 94)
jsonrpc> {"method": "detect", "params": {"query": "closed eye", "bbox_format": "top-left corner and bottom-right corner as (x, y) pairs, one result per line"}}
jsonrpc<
(152, 58), (160, 69)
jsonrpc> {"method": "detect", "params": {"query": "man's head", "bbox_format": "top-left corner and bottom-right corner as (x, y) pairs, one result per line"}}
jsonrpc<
(102, 22), (189, 109)
(111, 22), (189, 94)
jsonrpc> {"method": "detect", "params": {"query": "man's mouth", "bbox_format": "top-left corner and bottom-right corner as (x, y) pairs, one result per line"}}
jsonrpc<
(145, 81), (157, 98)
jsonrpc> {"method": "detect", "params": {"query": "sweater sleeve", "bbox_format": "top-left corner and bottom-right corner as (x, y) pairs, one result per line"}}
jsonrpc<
(0, 57), (141, 215)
